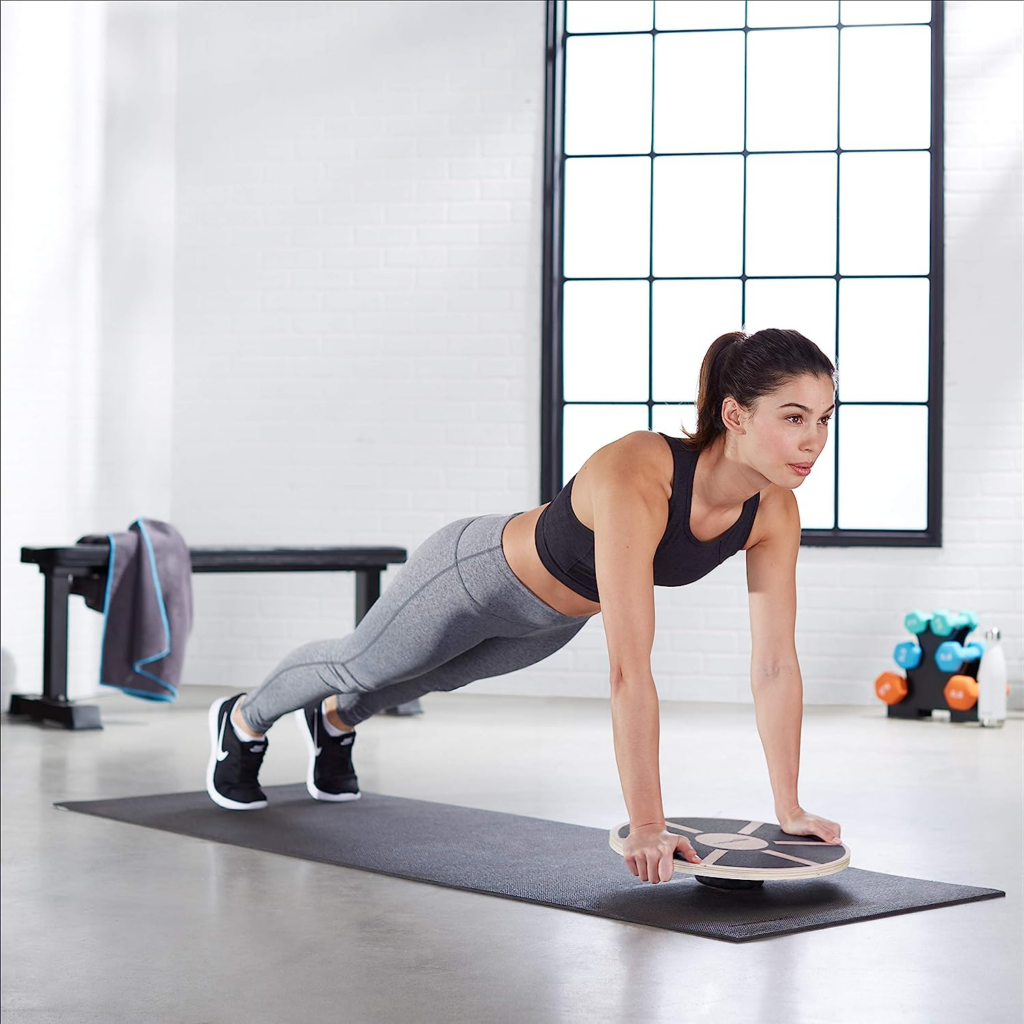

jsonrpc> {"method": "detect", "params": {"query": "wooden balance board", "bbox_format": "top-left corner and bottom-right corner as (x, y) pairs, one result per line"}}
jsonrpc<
(609, 816), (851, 890)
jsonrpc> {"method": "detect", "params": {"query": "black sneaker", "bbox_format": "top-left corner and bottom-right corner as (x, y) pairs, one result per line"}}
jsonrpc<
(294, 703), (361, 802)
(206, 694), (269, 811)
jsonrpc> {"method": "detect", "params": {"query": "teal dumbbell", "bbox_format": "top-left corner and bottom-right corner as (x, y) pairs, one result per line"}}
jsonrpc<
(904, 610), (932, 635)
(893, 641), (922, 670)
(932, 610), (977, 637)
(935, 641), (984, 673)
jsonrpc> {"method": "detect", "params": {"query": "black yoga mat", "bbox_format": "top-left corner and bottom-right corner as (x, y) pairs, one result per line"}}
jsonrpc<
(56, 786), (1005, 943)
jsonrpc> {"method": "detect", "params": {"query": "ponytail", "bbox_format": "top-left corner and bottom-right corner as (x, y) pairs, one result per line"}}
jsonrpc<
(680, 328), (837, 452)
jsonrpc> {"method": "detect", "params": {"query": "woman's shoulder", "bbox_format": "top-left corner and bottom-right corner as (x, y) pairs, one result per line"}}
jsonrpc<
(580, 430), (674, 486)
(571, 431), (674, 529)
(744, 483), (798, 550)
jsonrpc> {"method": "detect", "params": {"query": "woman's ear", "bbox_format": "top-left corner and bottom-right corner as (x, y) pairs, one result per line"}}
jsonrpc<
(721, 396), (747, 435)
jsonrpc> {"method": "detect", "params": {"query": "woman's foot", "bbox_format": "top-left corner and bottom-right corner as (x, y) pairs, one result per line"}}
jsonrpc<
(294, 702), (361, 802)
(206, 694), (269, 810)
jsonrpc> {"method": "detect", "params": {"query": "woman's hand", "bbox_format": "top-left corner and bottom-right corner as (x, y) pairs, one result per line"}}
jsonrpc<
(623, 822), (703, 884)
(777, 806), (843, 844)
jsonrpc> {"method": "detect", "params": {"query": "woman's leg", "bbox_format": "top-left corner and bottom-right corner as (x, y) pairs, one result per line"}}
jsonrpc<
(330, 617), (588, 724)
(237, 511), (591, 735)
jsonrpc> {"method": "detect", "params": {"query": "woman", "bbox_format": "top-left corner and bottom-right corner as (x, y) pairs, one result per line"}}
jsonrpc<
(206, 327), (843, 886)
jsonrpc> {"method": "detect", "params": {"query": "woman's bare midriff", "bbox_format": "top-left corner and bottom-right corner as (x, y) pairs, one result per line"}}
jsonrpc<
(499, 433), (769, 620)
(501, 504), (603, 618)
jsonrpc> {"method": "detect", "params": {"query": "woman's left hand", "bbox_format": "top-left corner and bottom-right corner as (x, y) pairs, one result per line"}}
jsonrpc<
(777, 806), (843, 845)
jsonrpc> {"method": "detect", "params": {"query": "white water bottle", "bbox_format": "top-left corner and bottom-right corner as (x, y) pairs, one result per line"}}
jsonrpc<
(977, 627), (1007, 728)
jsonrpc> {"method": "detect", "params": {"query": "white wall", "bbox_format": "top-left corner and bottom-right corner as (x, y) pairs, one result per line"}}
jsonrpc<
(2, 0), (1020, 711)
(0, 0), (176, 703)
(171, 0), (551, 693)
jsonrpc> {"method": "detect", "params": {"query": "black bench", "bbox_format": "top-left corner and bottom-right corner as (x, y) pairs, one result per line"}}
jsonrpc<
(11, 545), (412, 730)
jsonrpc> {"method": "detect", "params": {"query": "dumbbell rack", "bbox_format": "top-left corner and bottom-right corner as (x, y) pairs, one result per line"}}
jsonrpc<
(887, 620), (981, 722)
(876, 606), (987, 720)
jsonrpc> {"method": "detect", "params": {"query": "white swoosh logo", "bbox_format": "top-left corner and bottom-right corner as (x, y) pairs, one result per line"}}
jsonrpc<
(313, 713), (322, 757)
(216, 709), (229, 761)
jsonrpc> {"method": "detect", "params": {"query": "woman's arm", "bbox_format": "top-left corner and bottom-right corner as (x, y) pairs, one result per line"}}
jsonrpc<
(751, 663), (803, 817)
(587, 435), (668, 824)
(587, 435), (704, 880)
(745, 489), (844, 844)
(609, 672), (665, 828)
(609, 672), (703, 879)
(745, 487), (803, 815)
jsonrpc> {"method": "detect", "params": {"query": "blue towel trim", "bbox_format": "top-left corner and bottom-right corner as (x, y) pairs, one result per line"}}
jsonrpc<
(97, 519), (178, 700)
(108, 686), (176, 703)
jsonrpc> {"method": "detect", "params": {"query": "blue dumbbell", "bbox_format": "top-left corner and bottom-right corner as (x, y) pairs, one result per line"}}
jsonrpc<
(932, 610), (977, 637)
(904, 610), (931, 635)
(935, 641), (984, 673)
(893, 641), (922, 670)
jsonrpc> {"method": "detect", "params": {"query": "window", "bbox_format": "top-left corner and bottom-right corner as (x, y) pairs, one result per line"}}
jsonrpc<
(542, 0), (944, 546)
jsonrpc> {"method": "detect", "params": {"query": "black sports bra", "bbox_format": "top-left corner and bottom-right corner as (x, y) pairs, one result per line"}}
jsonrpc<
(533, 432), (760, 602)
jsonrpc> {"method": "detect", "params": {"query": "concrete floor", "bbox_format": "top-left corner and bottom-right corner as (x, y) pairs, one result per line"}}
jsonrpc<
(2, 686), (1021, 1024)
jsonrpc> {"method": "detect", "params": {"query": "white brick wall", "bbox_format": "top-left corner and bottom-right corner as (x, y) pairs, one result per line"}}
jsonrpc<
(2, 0), (1020, 712)
(1, 0), (176, 703)
(171, 0), (551, 695)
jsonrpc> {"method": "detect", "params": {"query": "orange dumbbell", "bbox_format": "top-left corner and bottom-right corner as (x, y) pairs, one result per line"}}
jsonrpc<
(944, 674), (979, 711)
(875, 671), (908, 705)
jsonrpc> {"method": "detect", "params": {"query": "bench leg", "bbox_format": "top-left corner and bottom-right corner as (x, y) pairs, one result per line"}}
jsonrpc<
(7, 571), (103, 729)
(355, 568), (423, 718)
(8, 694), (102, 730)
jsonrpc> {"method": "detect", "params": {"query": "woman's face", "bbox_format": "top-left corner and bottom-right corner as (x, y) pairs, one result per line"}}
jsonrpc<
(744, 374), (835, 488)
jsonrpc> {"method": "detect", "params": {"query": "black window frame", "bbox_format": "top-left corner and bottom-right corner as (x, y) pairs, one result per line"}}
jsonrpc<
(540, 0), (945, 547)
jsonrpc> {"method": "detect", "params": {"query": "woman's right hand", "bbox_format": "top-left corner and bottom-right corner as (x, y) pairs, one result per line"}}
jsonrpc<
(623, 822), (703, 884)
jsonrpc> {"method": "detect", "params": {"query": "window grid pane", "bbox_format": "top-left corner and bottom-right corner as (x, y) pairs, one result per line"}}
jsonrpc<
(553, 1), (939, 540)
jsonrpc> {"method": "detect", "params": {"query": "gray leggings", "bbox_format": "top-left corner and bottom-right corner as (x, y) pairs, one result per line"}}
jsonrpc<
(240, 511), (593, 734)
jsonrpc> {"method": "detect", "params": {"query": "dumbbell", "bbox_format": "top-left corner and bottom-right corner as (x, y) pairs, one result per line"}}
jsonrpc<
(904, 610), (931, 635)
(935, 640), (985, 673)
(893, 641), (922, 670)
(931, 610), (978, 637)
(875, 671), (908, 705)
(944, 674), (979, 711)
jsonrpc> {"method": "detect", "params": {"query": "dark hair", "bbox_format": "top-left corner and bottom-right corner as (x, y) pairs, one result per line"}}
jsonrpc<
(680, 328), (838, 452)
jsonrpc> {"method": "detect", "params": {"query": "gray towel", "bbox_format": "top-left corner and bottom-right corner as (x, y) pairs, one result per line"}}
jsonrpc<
(69, 518), (193, 701)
